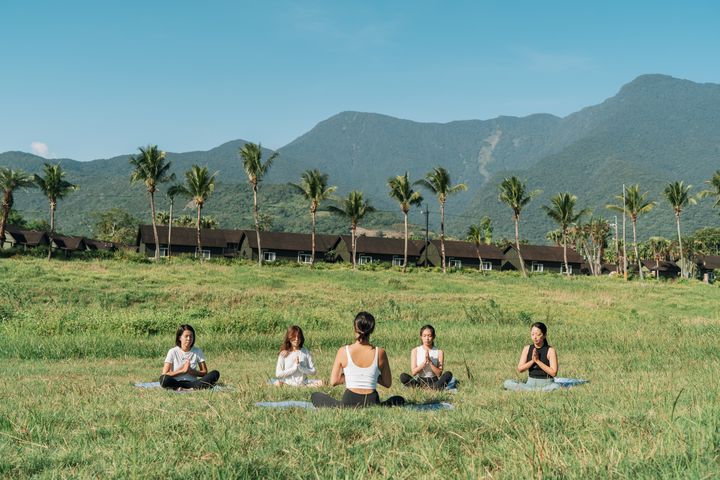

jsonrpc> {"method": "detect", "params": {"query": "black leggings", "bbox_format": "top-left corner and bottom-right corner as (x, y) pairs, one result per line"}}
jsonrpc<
(159, 370), (220, 390)
(311, 389), (406, 408)
(400, 371), (453, 390)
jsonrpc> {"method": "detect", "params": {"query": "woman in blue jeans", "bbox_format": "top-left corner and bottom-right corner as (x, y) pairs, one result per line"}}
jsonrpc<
(503, 322), (559, 391)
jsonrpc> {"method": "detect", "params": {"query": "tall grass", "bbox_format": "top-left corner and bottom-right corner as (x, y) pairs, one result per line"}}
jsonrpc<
(0, 258), (719, 478)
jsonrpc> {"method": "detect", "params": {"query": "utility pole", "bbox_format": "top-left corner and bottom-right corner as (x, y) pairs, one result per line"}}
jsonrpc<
(613, 215), (619, 273)
(622, 184), (628, 282)
(423, 203), (429, 267)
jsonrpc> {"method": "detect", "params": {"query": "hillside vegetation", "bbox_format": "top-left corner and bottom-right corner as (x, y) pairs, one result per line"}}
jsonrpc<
(0, 258), (718, 477)
(2, 74), (720, 242)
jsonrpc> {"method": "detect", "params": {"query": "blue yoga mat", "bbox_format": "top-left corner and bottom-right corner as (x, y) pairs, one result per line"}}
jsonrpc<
(134, 382), (232, 392)
(553, 377), (589, 388)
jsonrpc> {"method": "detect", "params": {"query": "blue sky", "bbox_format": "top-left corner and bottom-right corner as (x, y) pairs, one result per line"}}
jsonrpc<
(1, 1), (718, 161)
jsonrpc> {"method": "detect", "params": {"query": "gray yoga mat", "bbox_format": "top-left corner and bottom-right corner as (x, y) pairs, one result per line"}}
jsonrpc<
(255, 400), (454, 410)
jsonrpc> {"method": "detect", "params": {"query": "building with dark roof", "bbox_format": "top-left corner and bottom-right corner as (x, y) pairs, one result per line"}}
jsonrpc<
(240, 231), (341, 264)
(1, 225), (50, 250)
(136, 225), (244, 259)
(335, 235), (424, 266)
(419, 239), (504, 271)
(502, 244), (584, 275)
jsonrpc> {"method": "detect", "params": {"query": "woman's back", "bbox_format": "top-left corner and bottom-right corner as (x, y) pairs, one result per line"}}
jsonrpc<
(343, 344), (380, 391)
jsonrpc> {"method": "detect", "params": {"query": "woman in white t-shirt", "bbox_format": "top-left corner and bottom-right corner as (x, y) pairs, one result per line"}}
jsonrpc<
(399, 325), (453, 390)
(272, 325), (323, 387)
(160, 324), (220, 390)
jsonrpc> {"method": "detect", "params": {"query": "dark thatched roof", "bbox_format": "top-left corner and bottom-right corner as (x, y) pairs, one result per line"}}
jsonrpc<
(246, 231), (340, 252)
(430, 239), (504, 260)
(52, 235), (87, 251)
(137, 225), (244, 248)
(641, 260), (680, 272)
(341, 235), (424, 256)
(84, 238), (118, 251)
(696, 255), (720, 270)
(503, 244), (584, 263)
(5, 225), (49, 246)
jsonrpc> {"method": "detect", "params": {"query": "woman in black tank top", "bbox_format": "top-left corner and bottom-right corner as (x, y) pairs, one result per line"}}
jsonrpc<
(503, 322), (560, 391)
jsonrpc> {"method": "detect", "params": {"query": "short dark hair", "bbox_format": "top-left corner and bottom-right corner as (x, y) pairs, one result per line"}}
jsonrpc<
(531, 322), (547, 336)
(420, 324), (436, 347)
(175, 324), (196, 348)
(354, 311), (375, 342)
(281, 325), (305, 352)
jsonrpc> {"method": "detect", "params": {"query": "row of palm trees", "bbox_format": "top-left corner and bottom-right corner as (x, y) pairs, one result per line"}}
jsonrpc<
(3, 145), (720, 278)
(0, 164), (77, 260)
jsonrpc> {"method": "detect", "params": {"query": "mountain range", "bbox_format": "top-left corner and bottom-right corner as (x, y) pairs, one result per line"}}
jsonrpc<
(2, 74), (720, 242)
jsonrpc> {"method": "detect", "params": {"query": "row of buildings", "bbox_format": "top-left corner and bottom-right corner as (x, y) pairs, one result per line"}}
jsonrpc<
(3, 224), (719, 280)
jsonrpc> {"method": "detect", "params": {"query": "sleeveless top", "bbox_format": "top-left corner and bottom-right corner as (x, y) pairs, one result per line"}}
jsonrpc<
(527, 342), (553, 379)
(415, 347), (441, 378)
(344, 345), (380, 390)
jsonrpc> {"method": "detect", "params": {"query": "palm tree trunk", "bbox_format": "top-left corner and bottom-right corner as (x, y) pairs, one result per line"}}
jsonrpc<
(253, 184), (262, 266)
(196, 205), (202, 262)
(168, 198), (174, 259)
(562, 229), (569, 276)
(0, 192), (9, 246)
(632, 219), (642, 280)
(311, 208), (316, 266)
(403, 210), (408, 273)
(149, 191), (160, 260)
(475, 244), (483, 273)
(515, 215), (528, 277)
(47, 202), (56, 261)
(676, 212), (685, 278)
(440, 201), (446, 274)
(351, 224), (357, 270)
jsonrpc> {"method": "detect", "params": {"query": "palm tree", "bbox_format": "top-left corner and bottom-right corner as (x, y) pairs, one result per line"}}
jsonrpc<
(289, 169), (337, 266)
(467, 224), (488, 272)
(498, 176), (539, 278)
(388, 173), (423, 272)
(646, 236), (671, 278)
(415, 167), (467, 273)
(479, 216), (493, 245)
(607, 184), (655, 280)
(177, 165), (216, 260)
(0, 168), (36, 246)
(327, 191), (375, 269)
(129, 145), (175, 260)
(175, 215), (194, 227)
(542, 193), (588, 276)
(663, 181), (697, 278)
(34, 163), (77, 260)
(700, 170), (720, 208)
(165, 184), (184, 259)
(239, 142), (278, 266)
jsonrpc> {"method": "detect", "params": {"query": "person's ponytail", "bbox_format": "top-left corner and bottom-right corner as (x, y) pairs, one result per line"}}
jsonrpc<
(354, 311), (376, 343)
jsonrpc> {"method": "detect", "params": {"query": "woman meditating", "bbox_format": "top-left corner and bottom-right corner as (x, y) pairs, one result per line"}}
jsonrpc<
(160, 324), (220, 390)
(272, 325), (323, 387)
(503, 322), (559, 391)
(311, 312), (405, 408)
(400, 324), (453, 390)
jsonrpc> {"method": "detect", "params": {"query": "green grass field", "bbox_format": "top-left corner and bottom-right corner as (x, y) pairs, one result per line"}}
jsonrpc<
(1, 258), (719, 478)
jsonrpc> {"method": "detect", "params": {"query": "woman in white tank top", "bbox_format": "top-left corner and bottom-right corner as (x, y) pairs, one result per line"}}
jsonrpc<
(399, 325), (453, 390)
(311, 312), (405, 408)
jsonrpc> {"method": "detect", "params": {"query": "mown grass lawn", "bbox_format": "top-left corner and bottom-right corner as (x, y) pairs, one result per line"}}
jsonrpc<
(1, 258), (719, 478)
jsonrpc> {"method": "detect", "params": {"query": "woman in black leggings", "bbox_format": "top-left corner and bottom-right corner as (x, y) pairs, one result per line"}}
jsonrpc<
(159, 324), (220, 390)
(399, 325), (453, 390)
(311, 312), (405, 408)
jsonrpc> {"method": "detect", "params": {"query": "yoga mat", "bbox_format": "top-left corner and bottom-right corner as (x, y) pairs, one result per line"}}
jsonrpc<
(255, 401), (454, 410)
(134, 382), (233, 392)
(553, 377), (589, 388)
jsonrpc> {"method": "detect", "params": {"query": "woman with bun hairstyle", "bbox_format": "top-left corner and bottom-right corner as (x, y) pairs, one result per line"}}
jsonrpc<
(311, 312), (405, 408)
(400, 324), (453, 390)
(160, 324), (220, 390)
(503, 322), (559, 391)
